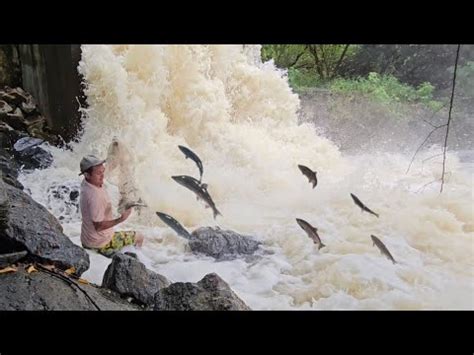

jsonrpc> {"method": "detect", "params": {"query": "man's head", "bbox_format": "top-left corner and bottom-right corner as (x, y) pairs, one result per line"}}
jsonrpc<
(79, 155), (106, 187)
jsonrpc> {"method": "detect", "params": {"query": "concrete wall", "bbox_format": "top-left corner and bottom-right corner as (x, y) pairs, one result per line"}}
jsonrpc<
(18, 45), (84, 142)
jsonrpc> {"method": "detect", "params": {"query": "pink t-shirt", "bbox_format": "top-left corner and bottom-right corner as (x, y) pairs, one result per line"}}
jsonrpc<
(80, 179), (114, 248)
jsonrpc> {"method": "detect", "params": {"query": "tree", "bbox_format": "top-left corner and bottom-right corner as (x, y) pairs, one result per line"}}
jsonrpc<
(261, 44), (359, 80)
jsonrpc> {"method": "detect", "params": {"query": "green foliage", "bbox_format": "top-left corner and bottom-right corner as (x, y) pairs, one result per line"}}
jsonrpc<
(261, 45), (446, 110)
(287, 67), (322, 89)
(261, 45), (310, 69)
(262, 44), (360, 80)
(306, 45), (360, 80)
(448, 61), (474, 98)
(329, 72), (442, 109)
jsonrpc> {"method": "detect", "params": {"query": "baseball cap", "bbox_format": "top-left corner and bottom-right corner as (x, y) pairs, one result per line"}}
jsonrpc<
(79, 155), (106, 175)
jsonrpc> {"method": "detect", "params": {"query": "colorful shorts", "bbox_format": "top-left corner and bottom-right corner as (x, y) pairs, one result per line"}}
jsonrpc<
(97, 231), (137, 258)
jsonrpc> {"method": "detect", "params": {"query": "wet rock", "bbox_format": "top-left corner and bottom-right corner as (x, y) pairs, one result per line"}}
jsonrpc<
(154, 273), (251, 311)
(102, 253), (171, 307)
(189, 227), (262, 260)
(0, 181), (90, 275)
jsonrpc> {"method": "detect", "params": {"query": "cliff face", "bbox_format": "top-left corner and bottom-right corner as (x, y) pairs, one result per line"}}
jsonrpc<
(1, 45), (85, 143)
(0, 45), (22, 88)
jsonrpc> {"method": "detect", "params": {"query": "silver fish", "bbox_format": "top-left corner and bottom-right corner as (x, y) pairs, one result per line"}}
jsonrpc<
(172, 175), (222, 219)
(156, 211), (192, 239)
(350, 193), (379, 218)
(371, 235), (396, 264)
(296, 218), (325, 250)
(178, 145), (204, 183)
(298, 165), (318, 189)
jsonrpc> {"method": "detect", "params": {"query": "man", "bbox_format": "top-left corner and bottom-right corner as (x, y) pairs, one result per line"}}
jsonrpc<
(79, 155), (144, 257)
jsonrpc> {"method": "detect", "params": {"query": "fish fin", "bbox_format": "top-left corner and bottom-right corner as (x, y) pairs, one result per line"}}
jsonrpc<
(213, 209), (222, 219)
(201, 183), (208, 190)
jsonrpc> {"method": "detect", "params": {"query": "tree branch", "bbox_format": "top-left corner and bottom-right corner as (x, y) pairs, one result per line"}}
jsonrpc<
(331, 44), (350, 79)
(406, 124), (447, 174)
(288, 45), (308, 67)
(440, 44), (460, 193)
(36, 264), (102, 311)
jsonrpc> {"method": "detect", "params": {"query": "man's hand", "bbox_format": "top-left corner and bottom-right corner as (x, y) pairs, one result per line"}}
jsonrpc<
(93, 208), (133, 232)
(120, 208), (132, 222)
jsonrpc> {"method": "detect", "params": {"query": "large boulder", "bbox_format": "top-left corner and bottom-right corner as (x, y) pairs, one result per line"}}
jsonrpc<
(0, 121), (28, 149)
(102, 253), (171, 307)
(0, 100), (13, 114)
(1, 107), (27, 131)
(0, 250), (27, 268)
(154, 273), (251, 311)
(0, 181), (90, 275)
(0, 266), (140, 310)
(0, 148), (22, 189)
(189, 227), (262, 261)
(13, 137), (53, 170)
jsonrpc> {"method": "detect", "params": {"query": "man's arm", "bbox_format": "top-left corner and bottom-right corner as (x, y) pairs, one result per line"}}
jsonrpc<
(93, 208), (132, 232)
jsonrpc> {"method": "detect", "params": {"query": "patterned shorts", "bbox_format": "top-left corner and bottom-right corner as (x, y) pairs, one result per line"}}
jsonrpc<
(97, 231), (137, 258)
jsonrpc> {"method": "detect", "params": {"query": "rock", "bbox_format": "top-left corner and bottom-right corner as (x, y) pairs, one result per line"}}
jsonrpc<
(189, 227), (262, 260)
(154, 273), (251, 311)
(20, 99), (37, 114)
(13, 136), (44, 151)
(0, 147), (19, 177)
(0, 92), (16, 104)
(24, 114), (45, 127)
(13, 137), (53, 170)
(0, 100), (13, 114)
(1, 107), (27, 131)
(0, 131), (11, 149)
(0, 266), (141, 310)
(0, 122), (28, 147)
(102, 253), (171, 307)
(1, 174), (23, 190)
(0, 250), (28, 268)
(0, 87), (30, 106)
(0, 181), (90, 275)
(0, 148), (22, 190)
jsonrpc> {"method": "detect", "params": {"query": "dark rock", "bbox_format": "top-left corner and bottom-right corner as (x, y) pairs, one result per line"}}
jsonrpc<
(0, 122), (28, 147)
(69, 190), (79, 201)
(20, 98), (37, 114)
(1, 87), (30, 106)
(0, 181), (90, 275)
(13, 137), (53, 170)
(1, 107), (27, 131)
(154, 273), (251, 311)
(102, 253), (170, 307)
(189, 227), (262, 260)
(0, 131), (11, 149)
(0, 100), (13, 114)
(0, 250), (28, 268)
(0, 266), (140, 310)
(0, 148), (22, 189)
